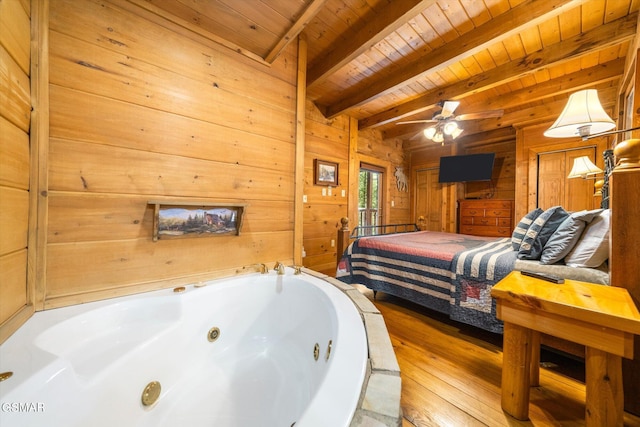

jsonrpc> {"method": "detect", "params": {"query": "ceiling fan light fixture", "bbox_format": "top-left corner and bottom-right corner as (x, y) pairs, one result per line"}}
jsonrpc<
(443, 121), (458, 135)
(433, 131), (444, 143)
(424, 127), (437, 139)
(450, 127), (464, 139)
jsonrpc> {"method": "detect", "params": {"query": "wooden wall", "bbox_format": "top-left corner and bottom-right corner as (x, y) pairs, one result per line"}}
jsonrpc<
(0, 0), (32, 342)
(514, 122), (609, 220)
(303, 102), (408, 276)
(39, 0), (298, 308)
(409, 129), (516, 231)
(303, 101), (350, 275)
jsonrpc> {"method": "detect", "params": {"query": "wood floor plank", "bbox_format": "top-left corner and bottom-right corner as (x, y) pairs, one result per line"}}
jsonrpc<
(356, 286), (640, 427)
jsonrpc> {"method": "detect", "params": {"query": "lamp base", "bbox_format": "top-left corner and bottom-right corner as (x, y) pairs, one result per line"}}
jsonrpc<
(614, 139), (640, 169)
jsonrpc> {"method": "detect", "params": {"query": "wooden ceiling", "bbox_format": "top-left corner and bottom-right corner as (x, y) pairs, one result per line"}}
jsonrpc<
(134, 0), (639, 144)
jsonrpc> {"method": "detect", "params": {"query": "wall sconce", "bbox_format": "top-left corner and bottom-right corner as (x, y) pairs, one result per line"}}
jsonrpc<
(567, 156), (603, 179)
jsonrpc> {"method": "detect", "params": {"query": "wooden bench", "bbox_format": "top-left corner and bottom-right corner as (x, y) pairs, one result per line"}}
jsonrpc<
(491, 271), (640, 426)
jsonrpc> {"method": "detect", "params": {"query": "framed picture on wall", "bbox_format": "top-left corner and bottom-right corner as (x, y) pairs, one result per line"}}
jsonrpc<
(314, 159), (339, 186)
(149, 201), (246, 241)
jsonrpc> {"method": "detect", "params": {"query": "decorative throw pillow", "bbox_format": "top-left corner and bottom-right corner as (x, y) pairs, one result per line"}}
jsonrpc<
(565, 209), (611, 268)
(540, 209), (603, 265)
(511, 208), (544, 250)
(517, 206), (569, 260)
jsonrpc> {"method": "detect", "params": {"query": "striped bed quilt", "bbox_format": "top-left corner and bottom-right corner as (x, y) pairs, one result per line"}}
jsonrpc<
(336, 231), (517, 333)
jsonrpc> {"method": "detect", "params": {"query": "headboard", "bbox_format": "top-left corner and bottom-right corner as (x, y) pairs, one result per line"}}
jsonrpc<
(609, 138), (640, 414)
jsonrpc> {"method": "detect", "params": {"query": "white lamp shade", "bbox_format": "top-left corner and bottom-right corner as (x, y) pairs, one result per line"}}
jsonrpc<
(450, 127), (464, 139)
(544, 89), (616, 138)
(567, 156), (603, 179)
(433, 131), (444, 143)
(424, 127), (436, 139)
(443, 121), (458, 135)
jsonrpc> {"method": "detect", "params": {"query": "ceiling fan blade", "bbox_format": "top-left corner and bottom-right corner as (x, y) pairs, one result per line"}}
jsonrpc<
(454, 109), (503, 121)
(409, 130), (425, 140)
(396, 119), (437, 125)
(440, 101), (460, 118)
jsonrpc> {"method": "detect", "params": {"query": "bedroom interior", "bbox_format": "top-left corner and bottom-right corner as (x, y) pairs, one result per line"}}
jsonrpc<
(2, 0), (640, 425)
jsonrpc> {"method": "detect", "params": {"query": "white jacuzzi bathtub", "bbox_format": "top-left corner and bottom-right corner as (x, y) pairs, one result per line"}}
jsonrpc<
(0, 269), (368, 427)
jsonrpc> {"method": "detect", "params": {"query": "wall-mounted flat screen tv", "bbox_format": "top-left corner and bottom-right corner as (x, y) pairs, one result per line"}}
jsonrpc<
(438, 153), (495, 183)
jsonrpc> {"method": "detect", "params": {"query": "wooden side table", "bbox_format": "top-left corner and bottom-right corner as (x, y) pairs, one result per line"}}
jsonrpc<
(491, 271), (640, 426)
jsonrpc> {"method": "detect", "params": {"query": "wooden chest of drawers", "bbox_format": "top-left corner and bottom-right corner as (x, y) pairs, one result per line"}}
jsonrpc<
(458, 199), (514, 237)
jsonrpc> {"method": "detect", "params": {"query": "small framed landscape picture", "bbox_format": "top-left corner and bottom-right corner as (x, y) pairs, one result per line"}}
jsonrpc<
(314, 159), (339, 186)
(150, 202), (245, 241)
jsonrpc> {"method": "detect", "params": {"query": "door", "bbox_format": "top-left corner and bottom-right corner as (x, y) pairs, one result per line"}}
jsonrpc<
(359, 164), (383, 235)
(415, 168), (444, 231)
(537, 147), (598, 211)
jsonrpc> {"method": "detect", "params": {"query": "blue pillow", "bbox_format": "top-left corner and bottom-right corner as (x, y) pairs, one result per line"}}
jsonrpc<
(540, 209), (602, 264)
(517, 206), (569, 260)
(511, 208), (544, 250)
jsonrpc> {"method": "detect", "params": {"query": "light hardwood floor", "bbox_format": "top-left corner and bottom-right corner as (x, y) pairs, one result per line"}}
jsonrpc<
(354, 286), (640, 427)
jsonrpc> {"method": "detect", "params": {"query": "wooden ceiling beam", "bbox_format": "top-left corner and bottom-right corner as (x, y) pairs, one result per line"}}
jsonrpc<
(306, 0), (438, 90)
(474, 58), (625, 112)
(264, 0), (330, 63)
(500, 86), (618, 128)
(360, 16), (637, 130)
(320, 0), (586, 119)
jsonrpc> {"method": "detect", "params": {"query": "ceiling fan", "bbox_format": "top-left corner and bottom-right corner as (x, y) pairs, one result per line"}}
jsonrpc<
(396, 101), (503, 144)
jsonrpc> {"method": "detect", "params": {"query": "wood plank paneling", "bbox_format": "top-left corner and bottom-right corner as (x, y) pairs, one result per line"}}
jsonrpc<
(0, 44), (30, 132)
(0, 0), (32, 342)
(0, 116), (29, 189)
(465, 139), (516, 201)
(0, 0), (30, 74)
(0, 251), (28, 325)
(42, 0), (299, 305)
(48, 139), (294, 200)
(0, 187), (29, 254)
(516, 122), (608, 220)
(303, 102), (349, 275)
(45, 231), (293, 301)
(303, 102), (408, 276)
(49, 86), (295, 169)
(47, 194), (292, 243)
(48, 32), (295, 141)
(49, 0), (297, 87)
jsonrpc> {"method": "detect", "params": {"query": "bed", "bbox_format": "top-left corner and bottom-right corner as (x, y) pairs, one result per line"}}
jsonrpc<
(336, 208), (612, 334)
(337, 231), (516, 333)
(337, 144), (640, 413)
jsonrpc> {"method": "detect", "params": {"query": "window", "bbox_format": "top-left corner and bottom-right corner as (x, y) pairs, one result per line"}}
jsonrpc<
(359, 163), (384, 235)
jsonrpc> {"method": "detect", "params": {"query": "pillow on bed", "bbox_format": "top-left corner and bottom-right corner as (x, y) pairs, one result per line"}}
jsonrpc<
(539, 209), (603, 265)
(511, 208), (544, 250)
(564, 209), (610, 268)
(517, 206), (569, 260)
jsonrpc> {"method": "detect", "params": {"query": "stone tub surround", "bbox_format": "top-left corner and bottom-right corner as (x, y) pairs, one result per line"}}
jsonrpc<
(303, 269), (402, 426)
